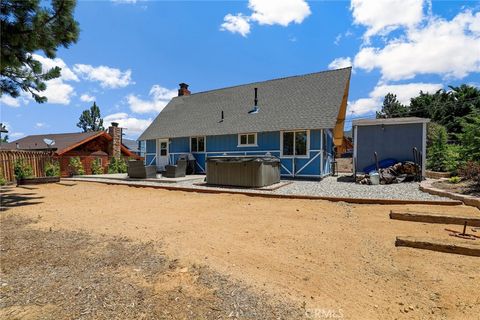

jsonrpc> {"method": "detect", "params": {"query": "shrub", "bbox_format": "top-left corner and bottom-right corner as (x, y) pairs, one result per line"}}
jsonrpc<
(107, 157), (117, 174)
(448, 176), (461, 184)
(458, 114), (480, 162)
(108, 157), (127, 174)
(427, 126), (460, 172)
(458, 161), (480, 187)
(69, 157), (85, 175)
(117, 157), (127, 173)
(427, 122), (446, 148)
(91, 158), (104, 175)
(14, 159), (33, 180)
(0, 175), (6, 186)
(45, 161), (60, 177)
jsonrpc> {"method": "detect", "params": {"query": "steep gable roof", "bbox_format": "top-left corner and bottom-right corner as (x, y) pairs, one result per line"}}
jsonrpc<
(139, 67), (351, 141)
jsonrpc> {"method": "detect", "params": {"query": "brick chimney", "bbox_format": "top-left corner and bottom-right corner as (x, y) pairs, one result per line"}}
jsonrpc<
(108, 122), (122, 158)
(178, 83), (191, 96)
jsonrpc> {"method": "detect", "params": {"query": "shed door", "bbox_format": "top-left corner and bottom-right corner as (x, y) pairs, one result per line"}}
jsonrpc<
(156, 139), (169, 171)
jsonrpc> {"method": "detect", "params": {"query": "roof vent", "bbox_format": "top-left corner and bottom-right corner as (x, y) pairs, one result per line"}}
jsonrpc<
(248, 87), (259, 114)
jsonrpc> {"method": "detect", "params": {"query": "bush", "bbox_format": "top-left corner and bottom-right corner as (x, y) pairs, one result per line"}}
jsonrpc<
(107, 157), (127, 174)
(45, 161), (60, 177)
(91, 158), (104, 175)
(69, 157), (85, 175)
(14, 159), (33, 180)
(448, 176), (461, 184)
(427, 126), (460, 172)
(458, 114), (480, 162)
(458, 161), (480, 186)
(117, 157), (127, 173)
(0, 175), (6, 186)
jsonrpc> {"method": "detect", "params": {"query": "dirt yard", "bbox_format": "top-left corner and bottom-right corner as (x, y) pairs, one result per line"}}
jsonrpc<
(1, 182), (479, 319)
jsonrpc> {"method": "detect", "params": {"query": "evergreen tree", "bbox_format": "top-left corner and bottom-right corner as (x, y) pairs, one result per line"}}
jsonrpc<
(0, 0), (79, 103)
(458, 113), (480, 162)
(77, 102), (105, 132)
(376, 93), (408, 118)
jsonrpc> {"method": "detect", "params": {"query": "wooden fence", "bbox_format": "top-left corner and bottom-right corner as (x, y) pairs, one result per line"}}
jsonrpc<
(0, 150), (54, 182)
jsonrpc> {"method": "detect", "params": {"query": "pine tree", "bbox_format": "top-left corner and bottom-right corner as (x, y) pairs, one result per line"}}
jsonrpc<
(0, 0), (79, 103)
(376, 93), (408, 118)
(77, 102), (105, 132)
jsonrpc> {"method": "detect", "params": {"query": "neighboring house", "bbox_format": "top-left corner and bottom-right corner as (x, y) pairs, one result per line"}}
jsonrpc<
(139, 67), (351, 179)
(122, 138), (141, 156)
(1, 123), (138, 176)
(337, 130), (353, 156)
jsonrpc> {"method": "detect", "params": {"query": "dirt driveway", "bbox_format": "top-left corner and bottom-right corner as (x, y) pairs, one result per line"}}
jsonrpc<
(1, 181), (479, 319)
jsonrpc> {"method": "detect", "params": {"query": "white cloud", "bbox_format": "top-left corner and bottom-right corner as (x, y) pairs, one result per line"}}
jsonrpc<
(35, 122), (46, 128)
(38, 78), (75, 105)
(104, 112), (152, 136)
(221, 14), (251, 37)
(25, 54), (78, 105)
(111, 0), (137, 3)
(348, 82), (443, 115)
(10, 132), (25, 139)
(73, 64), (133, 88)
(328, 57), (352, 70)
(249, 0), (311, 26)
(127, 85), (177, 114)
(354, 10), (480, 81)
(80, 94), (96, 103)
(0, 95), (21, 107)
(351, 0), (425, 39)
(32, 54), (79, 82)
(221, 0), (310, 36)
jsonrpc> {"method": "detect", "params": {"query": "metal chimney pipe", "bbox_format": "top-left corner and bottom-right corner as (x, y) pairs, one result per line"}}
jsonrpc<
(254, 88), (258, 106)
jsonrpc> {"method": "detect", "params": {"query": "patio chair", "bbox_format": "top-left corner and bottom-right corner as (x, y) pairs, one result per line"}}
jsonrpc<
(164, 159), (187, 178)
(127, 160), (157, 179)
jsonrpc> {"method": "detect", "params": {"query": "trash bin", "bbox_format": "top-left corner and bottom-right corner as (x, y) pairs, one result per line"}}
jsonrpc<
(179, 153), (196, 175)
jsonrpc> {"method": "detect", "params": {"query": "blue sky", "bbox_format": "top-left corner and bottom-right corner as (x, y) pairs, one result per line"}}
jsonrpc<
(1, 0), (479, 140)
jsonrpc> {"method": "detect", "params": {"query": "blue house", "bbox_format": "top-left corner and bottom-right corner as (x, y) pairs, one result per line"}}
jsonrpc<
(139, 67), (351, 179)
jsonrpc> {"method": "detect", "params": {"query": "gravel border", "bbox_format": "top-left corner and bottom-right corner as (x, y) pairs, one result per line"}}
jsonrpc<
(65, 174), (452, 202)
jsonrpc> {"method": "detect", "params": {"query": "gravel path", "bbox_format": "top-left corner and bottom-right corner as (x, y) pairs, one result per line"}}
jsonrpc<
(67, 174), (451, 202)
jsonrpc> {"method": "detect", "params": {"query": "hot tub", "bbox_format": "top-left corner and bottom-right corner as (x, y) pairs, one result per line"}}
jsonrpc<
(206, 155), (280, 187)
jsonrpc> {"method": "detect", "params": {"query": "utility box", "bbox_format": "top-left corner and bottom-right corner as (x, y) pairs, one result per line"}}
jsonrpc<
(352, 117), (429, 177)
(206, 156), (280, 187)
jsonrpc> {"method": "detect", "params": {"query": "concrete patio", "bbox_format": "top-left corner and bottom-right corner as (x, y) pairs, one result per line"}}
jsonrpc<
(78, 173), (205, 183)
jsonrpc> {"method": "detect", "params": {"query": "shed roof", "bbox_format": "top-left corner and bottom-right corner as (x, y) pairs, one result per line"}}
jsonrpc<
(139, 67), (351, 141)
(352, 117), (430, 127)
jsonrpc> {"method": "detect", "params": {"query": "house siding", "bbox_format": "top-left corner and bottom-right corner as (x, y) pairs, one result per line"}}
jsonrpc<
(144, 129), (334, 178)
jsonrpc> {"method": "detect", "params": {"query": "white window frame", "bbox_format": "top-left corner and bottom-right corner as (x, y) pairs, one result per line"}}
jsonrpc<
(280, 130), (310, 158)
(237, 133), (257, 147)
(190, 136), (206, 153)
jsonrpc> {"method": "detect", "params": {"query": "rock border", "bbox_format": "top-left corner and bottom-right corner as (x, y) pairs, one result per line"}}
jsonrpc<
(64, 177), (462, 206)
(420, 180), (480, 209)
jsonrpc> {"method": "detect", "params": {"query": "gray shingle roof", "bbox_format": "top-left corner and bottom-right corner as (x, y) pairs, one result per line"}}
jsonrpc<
(139, 67), (351, 140)
(122, 138), (139, 153)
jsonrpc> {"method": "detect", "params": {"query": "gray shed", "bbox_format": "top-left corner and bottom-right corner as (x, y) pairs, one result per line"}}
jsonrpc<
(352, 117), (430, 177)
